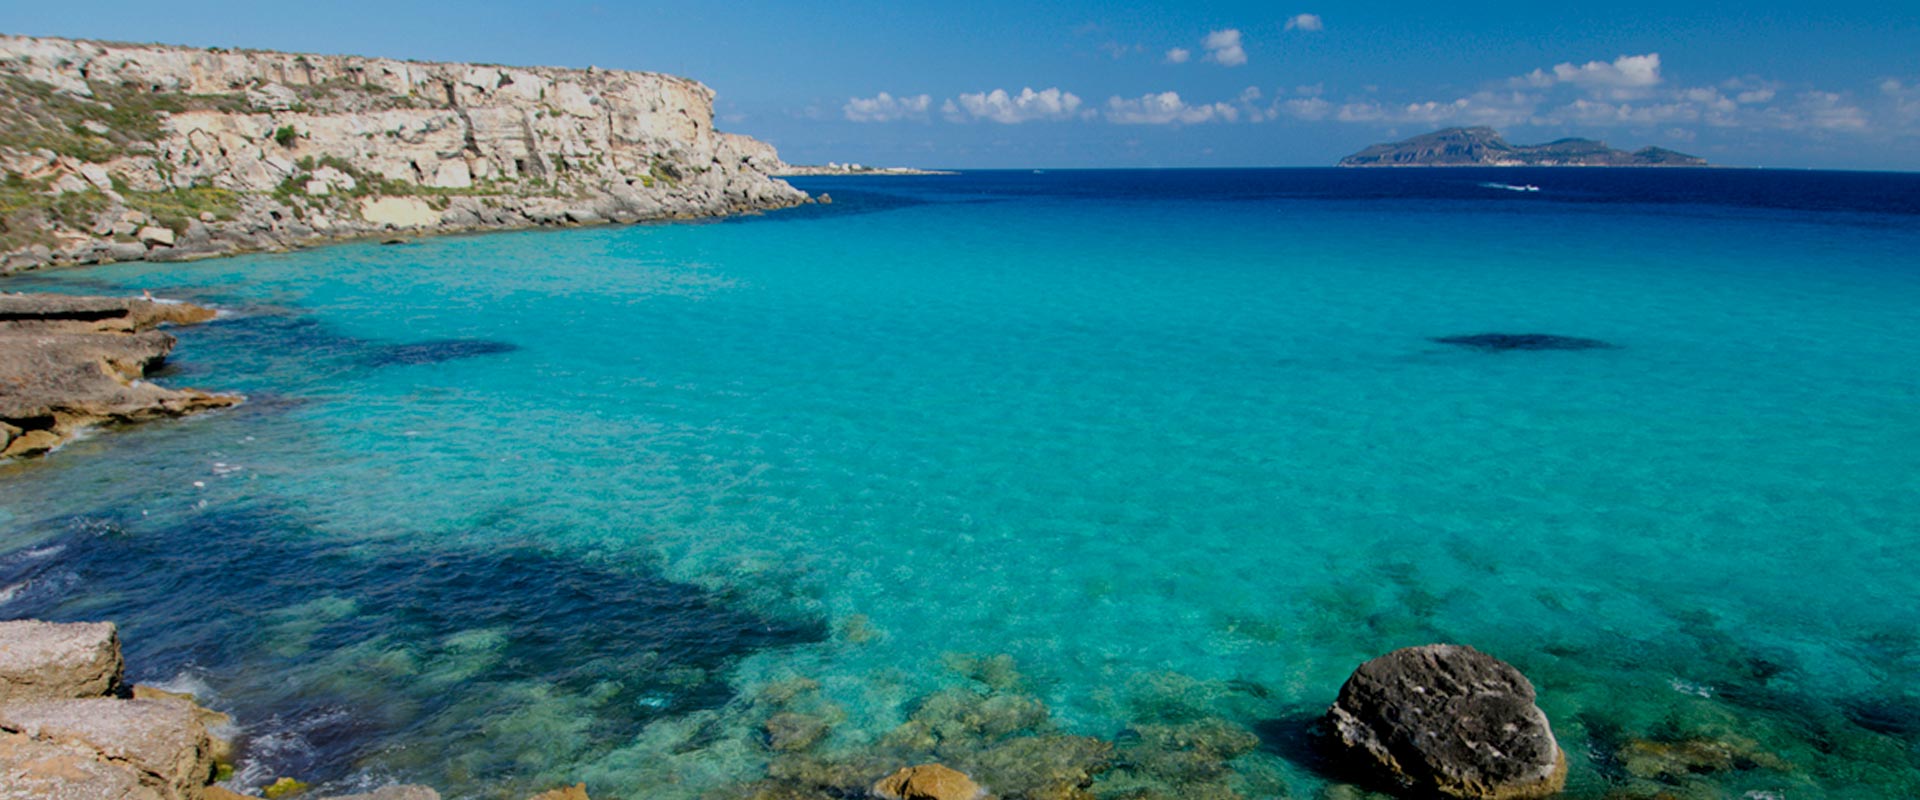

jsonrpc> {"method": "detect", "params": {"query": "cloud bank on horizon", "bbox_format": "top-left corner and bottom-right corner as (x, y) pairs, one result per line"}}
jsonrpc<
(846, 47), (1896, 140)
(832, 13), (1915, 164)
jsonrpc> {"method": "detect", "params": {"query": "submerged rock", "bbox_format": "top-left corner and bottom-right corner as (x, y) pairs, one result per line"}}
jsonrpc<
(314, 786), (443, 800)
(872, 763), (983, 800)
(1431, 333), (1615, 352)
(765, 712), (832, 752)
(1327, 644), (1566, 799)
(1616, 735), (1789, 782)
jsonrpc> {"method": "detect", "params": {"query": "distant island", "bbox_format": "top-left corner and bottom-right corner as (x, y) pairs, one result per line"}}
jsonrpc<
(1339, 127), (1707, 167)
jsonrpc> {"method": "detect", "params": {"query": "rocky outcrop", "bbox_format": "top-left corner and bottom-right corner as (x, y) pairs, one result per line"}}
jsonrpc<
(0, 620), (217, 800)
(0, 34), (810, 272)
(1327, 644), (1566, 799)
(0, 698), (216, 799)
(0, 620), (125, 703)
(0, 292), (238, 458)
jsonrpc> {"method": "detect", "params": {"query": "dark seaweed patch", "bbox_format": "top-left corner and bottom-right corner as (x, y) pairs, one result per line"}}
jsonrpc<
(1842, 694), (1920, 738)
(1431, 333), (1617, 351)
(0, 501), (825, 793)
(364, 339), (519, 367)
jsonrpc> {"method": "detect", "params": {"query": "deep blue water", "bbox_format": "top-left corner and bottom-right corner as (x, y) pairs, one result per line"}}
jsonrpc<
(3, 168), (1919, 799)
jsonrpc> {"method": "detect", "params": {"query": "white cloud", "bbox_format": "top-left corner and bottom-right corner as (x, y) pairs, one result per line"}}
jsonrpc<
(1283, 97), (1332, 121)
(948, 87), (1084, 124)
(1203, 29), (1247, 67)
(1884, 79), (1920, 127)
(1307, 90), (1540, 127)
(1105, 91), (1238, 124)
(1520, 53), (1663, 100)
(1165, 47), (1191, 64)
(1285, 14), (1324, 32)
(1558, 99), (1700, 126)
(843, 92), (932, 123)
(1249, 51), (1909, 141)
(1797, 91), (1869, 131)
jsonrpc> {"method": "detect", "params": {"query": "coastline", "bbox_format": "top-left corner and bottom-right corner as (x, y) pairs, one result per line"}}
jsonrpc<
(0, 192), (814, 276)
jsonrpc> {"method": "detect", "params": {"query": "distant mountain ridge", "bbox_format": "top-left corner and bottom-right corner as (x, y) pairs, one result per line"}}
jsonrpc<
(1339, 127), (1707, 167)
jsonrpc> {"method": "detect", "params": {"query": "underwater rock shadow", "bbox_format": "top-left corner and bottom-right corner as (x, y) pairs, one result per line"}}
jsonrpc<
(1431, 333), (1618, 352)
(1251, 706), (1345, 781)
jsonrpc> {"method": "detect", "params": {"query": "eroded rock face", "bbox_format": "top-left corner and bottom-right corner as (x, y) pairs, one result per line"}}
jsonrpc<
(0, 292), (239, 459)
(1327, 644), (1566, 800)
(871, 763), (984, 800)
(0, 620), (124, 703)
(0, 34), (811, 273)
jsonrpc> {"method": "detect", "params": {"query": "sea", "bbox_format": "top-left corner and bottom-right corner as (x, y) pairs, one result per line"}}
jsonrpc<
(3, 168), (1919, 799)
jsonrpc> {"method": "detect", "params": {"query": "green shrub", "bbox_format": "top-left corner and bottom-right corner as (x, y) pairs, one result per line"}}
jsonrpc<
(273, 125), (298, 147)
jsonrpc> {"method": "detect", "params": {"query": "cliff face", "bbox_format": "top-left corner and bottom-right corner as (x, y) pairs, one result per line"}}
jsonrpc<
(0, 35), (808, 272)
(1338, 127), (1707, 167)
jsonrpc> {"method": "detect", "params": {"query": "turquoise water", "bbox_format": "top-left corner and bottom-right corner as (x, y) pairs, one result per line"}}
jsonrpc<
(4, 169), (1920, 798)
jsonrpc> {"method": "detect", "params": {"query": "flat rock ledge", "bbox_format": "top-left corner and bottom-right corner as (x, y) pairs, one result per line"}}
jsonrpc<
(1327, 644), (1567, 799)
(0, 292), (240, 459)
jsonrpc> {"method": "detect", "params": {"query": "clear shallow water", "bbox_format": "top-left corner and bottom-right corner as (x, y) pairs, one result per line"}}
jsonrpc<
(3, 168), (1920, 799)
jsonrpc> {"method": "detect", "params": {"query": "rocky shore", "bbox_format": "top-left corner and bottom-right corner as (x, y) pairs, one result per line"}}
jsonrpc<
(0, 291), (237, 458)
(0, 619), (606, 800)
(0, 34), (811, 273)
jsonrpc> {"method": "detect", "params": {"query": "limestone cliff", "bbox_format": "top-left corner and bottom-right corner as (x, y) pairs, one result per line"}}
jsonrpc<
(0, 35), (808, 272)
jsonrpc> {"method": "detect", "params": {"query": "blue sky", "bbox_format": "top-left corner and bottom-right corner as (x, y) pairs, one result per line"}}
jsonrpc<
(6, 1), (1919, 169)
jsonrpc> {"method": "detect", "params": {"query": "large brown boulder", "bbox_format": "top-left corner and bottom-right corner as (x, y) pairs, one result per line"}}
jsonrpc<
(0, 698), (215, 800)
(1327, 644), (1565, 799)
(0, 620), (125, 703)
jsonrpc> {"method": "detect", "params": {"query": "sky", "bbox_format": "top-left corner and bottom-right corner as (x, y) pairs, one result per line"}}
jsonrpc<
(5, 1), (1918, 170)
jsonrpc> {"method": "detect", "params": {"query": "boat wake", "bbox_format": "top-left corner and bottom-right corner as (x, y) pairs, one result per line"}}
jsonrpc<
(1480, 182), (1541, 193)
